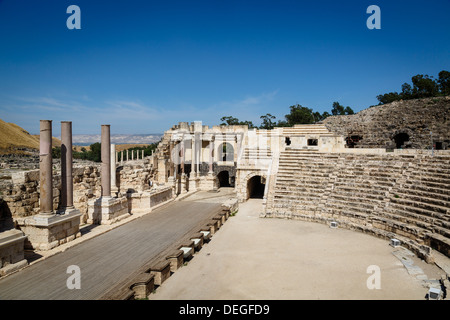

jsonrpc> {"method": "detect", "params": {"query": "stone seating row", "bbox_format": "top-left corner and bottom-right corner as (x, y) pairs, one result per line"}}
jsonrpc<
(266, 150), (450, 259)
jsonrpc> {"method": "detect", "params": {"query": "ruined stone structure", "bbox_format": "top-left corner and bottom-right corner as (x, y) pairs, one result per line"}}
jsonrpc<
(0, 121), (174, 265)
(151, 118), (449, 262)
(323, 96), (450, 150)
(0, 97), (449, 280)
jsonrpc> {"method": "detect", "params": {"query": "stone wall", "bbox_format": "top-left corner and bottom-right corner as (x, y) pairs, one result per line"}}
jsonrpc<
(322, 96), (450, 149)
(118, 161), (154, 194)
(0, 160), (157, 224)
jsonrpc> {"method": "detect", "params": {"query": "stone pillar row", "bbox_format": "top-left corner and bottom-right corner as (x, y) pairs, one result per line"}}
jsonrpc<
(39, 121), (115, 215)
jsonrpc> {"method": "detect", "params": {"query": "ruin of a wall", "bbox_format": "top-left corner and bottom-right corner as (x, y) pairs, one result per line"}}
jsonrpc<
(1, 160), (159, 225)
(322, 96), (450, 149)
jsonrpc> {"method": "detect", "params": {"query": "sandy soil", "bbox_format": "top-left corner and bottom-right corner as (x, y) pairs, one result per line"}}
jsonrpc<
(150, 198), (447, 300)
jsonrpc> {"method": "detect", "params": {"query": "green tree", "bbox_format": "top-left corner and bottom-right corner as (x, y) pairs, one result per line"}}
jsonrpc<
(344, 106), (354, 115)
(411, 74), (439, 98)
(52, 146), (61, 159)
(220, 116), (241, 126)
(438, 70), (450, 95)
(89, 142), (101, 162)
(259, 113), (276, 130)
(400, 82), (413, 99)
(331, 102), (354, 116)
(284, 104), (314, 125)
(220, 116), (255, 128)
(377, 92), (402, 104)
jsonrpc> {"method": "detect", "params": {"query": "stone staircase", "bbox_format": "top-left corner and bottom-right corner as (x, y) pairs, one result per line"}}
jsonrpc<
(264, 150), (450, 260)
(266, 149), (339, 219)
(281, 124), (333, 136)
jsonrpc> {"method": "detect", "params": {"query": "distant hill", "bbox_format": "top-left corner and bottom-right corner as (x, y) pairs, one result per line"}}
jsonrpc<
(69, 134), (163, 145)
(0, 119), (40, 154)
(0, 119), (62, 155)
(0, 118), (161, 155)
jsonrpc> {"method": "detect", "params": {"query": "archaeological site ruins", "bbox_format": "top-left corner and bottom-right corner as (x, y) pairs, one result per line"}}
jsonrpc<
(0, 96), (449, 299)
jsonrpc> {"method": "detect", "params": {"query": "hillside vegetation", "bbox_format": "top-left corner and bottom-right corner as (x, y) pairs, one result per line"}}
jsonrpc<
(0, 119), (39, 154)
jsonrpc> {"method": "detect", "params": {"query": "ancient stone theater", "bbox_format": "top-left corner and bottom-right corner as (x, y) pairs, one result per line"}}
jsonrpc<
(1, 96), (449, 291)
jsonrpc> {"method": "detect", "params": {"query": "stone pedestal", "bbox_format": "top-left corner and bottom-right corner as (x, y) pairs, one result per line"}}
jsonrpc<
(17, 209), (81, 251)
(180, 174), (188, 194)
(87, 196), (129, 225)
(0, 229), (28, 277)
(205, 173), (218, 191)
(167, 176), (177, 198)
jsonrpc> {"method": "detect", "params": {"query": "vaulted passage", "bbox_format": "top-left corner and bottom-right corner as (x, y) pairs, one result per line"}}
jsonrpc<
(394, 132), (410, 149)
(218, 171), (231, 187)
(247, 176), (265, 199)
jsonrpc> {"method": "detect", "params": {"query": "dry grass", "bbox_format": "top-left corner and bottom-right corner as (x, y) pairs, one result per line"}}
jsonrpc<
(0, 118), (39, 151)
(114, 144), (150, 152)
(0, 119), (63, 154)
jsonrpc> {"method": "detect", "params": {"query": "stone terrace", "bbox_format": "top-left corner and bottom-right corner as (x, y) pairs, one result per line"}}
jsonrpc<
(264, 150), (450, 261)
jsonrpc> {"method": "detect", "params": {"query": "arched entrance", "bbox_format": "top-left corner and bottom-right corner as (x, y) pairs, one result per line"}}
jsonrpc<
(218, 142), (234, 162)
(247, 175), (265, 199)
(217, 171), (231, 187)
(393, 132), (410, 149)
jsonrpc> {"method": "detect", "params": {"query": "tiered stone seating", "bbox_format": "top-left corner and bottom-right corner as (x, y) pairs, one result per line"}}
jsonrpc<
(387, 155), (450, 257)
(265, 150), (450, 260)
(268, 150), (339, 219)
(325, 155), (406, 226)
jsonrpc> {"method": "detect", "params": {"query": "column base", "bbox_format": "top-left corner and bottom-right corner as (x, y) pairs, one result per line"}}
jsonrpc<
(16, 209), (82, 251)
(87, 196), (129, 225)
(0, 229), (28, 277)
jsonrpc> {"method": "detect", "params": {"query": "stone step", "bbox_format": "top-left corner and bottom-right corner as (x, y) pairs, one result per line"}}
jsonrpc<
(401, 183), (450, 198)
(335, 177), (396, 188)
(327, 198), (375, 211)
(333, 184), (388, 196)
(391, 191), (450, 208)
(404, 177), (450, 190)
(406, 174), (450, 185)
(330, 189), (385, 202)
(382, 210), (433, 231)
(389, 198), (448, 216)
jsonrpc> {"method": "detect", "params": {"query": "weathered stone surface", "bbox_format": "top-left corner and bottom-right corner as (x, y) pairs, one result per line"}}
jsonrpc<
(323, 97), (450, 149)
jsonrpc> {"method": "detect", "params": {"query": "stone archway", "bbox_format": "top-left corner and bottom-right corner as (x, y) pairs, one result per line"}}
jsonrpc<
(241, 172), (267, 201)
(247, 175), (265, 199)
(217, 170), (231, 187)
(393, 132), (410, 149)
(218, 142), (234, 162)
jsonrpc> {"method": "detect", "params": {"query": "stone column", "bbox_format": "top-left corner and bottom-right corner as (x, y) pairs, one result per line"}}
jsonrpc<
(196, 135), (200, 175)
(209, 138), (214, 174)
(39, 120), (53, 216)
(61, 121), (74, 209)
(111, 143), (117, 196)
(191, 136), (196, 176)
(121, 150), (123, 165)
(126, 149), (129, 161)
(169, 141), (174, 177)
(142, 150), (144, 159)
(101, 125), (111, 198)
(181, 139), (185, 175)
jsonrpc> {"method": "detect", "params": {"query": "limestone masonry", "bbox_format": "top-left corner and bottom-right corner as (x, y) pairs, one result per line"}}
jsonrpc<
(0, 97), (449, 283)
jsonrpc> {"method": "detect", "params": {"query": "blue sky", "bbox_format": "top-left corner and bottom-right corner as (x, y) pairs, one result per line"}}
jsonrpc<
(0, 0), (449, 136)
